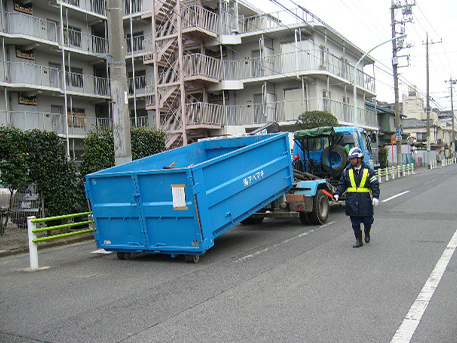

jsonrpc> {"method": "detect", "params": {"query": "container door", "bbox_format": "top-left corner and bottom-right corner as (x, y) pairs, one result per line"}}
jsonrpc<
(137, 171), (202, 253)
(88, 175), (147, 251)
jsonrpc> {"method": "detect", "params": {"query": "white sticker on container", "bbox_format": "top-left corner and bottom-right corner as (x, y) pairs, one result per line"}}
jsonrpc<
(171, 184), (188, 210)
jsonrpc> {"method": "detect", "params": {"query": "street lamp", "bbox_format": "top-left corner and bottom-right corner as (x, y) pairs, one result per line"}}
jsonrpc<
(353, 34), (407, 128)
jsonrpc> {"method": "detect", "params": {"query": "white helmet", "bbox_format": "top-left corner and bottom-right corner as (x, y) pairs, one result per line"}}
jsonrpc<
(348, 147), (363, 159)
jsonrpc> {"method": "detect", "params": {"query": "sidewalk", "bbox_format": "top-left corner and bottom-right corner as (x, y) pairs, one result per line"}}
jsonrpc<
(0, 224), (94, 258)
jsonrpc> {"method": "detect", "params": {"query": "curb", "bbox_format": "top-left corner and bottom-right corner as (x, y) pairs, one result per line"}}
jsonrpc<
(0, 233), (94, 258)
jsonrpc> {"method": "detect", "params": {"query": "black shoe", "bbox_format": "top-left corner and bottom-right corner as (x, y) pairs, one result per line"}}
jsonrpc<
(353, 238), (363, 248)
(364, 231), (370, 244)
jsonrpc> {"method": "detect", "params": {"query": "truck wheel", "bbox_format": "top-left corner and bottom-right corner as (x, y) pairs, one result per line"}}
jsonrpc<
(185, 255), (200, 263)
(117, 252), (131, 260)
(299, 212), (310, 225)
(241, 216), (264, 225)
(309, 189), (329, 225)
(321, 145), (348, 173)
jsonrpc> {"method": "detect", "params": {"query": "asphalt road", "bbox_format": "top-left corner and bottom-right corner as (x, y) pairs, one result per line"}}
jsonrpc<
(1, 164), (457, 343)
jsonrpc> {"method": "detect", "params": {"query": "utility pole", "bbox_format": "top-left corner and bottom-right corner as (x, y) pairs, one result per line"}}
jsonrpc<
(446, 78), (457, 156)
(107, 0), (132, 165)
(423, 32), (441, 167)
(391, 0), (414, 166)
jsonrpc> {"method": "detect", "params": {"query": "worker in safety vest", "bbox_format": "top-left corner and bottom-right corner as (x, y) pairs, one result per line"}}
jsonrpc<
(334, 147), (380, 248)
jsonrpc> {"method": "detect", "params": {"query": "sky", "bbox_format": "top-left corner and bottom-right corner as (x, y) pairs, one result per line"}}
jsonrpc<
(250, 0), (457, 111)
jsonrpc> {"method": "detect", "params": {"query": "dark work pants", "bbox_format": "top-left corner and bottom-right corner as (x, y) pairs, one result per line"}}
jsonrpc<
(350, 216), (374, 237)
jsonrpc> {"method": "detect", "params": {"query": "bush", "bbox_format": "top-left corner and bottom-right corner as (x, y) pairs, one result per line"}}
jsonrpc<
(0, 128), (82, 217)
(0, 126), (167, 218)
(26, 129), (82, 216)
(296, 110), (339, 129)
(80, 127), (166, 176)
(131, 127), (167, 160)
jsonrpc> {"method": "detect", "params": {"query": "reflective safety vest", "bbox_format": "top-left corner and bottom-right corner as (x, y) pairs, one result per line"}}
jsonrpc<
(347, 168), (370, 193)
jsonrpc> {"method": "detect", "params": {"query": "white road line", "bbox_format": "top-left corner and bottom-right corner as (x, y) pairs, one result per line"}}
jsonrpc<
(424, 178), (437, 185)
(391, 228), (457, 343)
(237, 221), (335, 262)
(382, 191), (410, 203)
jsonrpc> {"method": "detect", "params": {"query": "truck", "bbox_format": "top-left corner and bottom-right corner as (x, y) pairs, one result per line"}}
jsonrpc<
(85, 126), (374, 262)
(242, 125), (374, 226)
(292, 125), (375, 187)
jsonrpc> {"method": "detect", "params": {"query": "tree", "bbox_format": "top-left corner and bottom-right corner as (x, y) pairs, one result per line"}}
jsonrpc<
(296, 110), (339, 129)
(379, 146), (389, 168)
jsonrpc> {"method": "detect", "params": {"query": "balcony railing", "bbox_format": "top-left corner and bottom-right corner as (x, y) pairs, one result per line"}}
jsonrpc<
(241, 8), (314, 33)
(1, 111), (152, 137)
(2, 12), (107, 55)
(126, 33), (151, 57)
(222, 50), (374, 92)
(127, 75), (151, 96)
(123, 0), (146, 16)
(225, 98), (378, 128)
(61, 0), (106, 17)
(6, 62), (61, 89)
(186, 102), (225, 126)
(182, 4), (219, 36)
(65, 71), (110, 96)
(183, 54), (222, 81)
(63, 27), (107, 54)
(3, 12), (59, 43)
(4, 62), (109, 97)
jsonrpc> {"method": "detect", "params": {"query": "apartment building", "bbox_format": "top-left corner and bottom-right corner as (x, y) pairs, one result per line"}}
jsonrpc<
(0, 0), (109, 160)
(0, 0), (379, 158)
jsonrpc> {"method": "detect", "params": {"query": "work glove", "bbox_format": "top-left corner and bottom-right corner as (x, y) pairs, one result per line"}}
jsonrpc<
(373, 198), (379, 207)
(333, 194), (339, 201)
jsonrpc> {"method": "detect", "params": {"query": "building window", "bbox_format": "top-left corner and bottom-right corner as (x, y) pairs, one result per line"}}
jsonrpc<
(416, 132), (427, 141)
(323, 90), (331, 113)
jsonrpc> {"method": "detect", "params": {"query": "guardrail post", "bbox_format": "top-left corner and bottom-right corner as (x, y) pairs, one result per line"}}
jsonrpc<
(27, 216), (39, 270)
(385, 167), (389, 181)
(377, 169), (382, 183)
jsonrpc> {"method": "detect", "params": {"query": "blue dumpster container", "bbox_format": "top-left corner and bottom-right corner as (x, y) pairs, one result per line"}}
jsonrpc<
(85, 133), (293, 258)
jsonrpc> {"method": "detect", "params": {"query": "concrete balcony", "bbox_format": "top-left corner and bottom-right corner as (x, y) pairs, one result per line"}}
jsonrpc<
(3, 61), (109, 98)
(217, 50), (374, 93)
(1, 12), (107, 56)
(1, 111), (151, 138)
(60, 0), (107, 17)
(225, 98), (378, 129)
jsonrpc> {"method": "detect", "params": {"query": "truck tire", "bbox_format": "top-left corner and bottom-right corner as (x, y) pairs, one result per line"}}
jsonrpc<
(299, 212), (310, 225)
(309, 189), (329, 225)
(241, 216), (264, 225)
(321, 145), (348, 173)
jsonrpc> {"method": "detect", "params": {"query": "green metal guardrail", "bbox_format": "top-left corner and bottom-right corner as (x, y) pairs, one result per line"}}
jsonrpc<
(28, 211), (94, 270)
